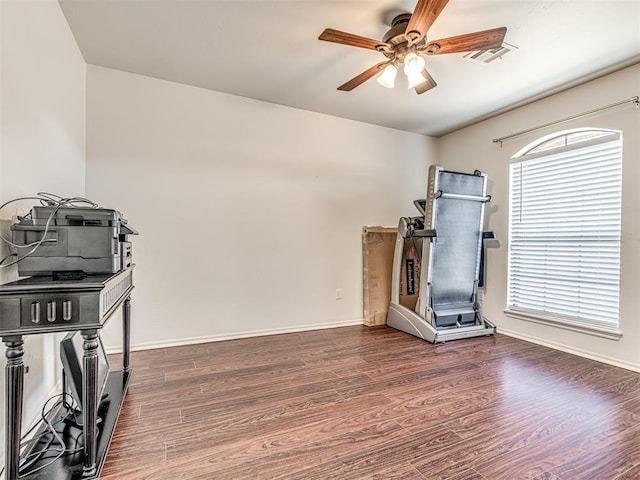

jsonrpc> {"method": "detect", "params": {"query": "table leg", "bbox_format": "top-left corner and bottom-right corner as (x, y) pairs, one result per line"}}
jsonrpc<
(122, 296), (131, 374)
(81, 330), (99, 477)
(3, 336), (24, 480)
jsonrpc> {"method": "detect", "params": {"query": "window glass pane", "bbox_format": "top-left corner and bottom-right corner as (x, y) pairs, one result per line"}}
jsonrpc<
(566, 130), (610, 145)
(523, 129), (612, 155)
(527, 135), (566, 154)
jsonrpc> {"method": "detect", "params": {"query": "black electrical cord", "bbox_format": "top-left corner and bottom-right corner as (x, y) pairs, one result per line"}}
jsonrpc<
(0, 399), (60, 476)
(14, 393), (83, 477)
(410, 236), (422, 263)
(0, 252), (18, 266)
(17, 395), (67, 476)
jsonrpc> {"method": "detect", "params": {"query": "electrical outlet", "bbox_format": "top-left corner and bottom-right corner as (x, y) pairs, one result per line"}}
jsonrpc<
(335, 288), (342, 300)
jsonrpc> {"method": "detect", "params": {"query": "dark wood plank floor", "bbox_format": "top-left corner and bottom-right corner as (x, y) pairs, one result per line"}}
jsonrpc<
(102, 326), (640, 480)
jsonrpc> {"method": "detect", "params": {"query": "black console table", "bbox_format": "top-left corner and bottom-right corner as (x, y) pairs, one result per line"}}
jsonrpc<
(0, 267), (134, 479)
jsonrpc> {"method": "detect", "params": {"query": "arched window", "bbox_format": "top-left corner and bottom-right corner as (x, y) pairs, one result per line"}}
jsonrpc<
(507, 128), (623, 334)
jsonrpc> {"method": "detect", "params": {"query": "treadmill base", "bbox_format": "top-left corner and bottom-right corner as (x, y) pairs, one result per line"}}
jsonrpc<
(387, 303), (495, 343)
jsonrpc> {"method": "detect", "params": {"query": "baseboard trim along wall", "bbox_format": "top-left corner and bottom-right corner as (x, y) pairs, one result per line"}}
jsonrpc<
(498, 327), (640, 373)
(106, 318), (365, 354)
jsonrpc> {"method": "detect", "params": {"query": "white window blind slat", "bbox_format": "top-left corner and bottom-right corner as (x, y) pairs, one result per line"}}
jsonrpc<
(507, 130), (622, 326)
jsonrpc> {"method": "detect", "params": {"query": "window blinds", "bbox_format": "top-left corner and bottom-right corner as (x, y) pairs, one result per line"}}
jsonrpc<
(508, 133), (622, 328)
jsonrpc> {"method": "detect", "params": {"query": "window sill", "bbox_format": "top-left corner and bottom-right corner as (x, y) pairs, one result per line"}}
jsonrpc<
(504, 309), (623, 341)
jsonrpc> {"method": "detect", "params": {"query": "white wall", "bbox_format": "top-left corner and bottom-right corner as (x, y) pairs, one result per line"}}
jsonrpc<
(85, 66), (435, 350)
(0, 0), (86, 465)
(438, 64), (640, 371)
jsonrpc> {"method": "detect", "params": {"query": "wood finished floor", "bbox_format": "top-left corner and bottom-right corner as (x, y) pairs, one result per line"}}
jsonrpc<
(102, 326), (640, 480)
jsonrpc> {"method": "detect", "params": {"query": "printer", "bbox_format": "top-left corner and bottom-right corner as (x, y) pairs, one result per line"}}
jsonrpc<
(10, 206), (137, 277)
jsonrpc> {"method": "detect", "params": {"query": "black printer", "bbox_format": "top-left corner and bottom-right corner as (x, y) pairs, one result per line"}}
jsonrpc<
(11, 206), (137, 277)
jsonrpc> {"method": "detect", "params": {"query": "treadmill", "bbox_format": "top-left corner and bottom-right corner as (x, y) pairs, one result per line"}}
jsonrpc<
(387, 165), (496, 343)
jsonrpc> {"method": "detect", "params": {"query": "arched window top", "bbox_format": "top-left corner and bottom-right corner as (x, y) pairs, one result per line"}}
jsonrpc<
(513, 128), (619, 158)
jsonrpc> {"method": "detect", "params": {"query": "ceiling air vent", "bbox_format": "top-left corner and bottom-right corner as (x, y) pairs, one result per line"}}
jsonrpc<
(463, 42), (517, 64)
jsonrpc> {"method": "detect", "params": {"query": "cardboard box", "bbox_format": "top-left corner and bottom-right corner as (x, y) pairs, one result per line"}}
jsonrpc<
(362, 226), (396, 326)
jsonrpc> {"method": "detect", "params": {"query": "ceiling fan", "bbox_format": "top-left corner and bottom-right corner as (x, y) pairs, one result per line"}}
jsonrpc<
(318, 0), (507, 94)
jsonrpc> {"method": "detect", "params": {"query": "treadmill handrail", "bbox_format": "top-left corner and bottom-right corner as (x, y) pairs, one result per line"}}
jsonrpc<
(411, 229), (437, 238)
(435, 192), (492, 203)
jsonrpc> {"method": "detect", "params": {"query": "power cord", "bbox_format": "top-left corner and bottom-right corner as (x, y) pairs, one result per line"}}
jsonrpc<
(15, 393), (84, 477)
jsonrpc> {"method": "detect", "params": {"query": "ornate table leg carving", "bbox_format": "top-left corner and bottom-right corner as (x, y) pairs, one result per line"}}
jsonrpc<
(4, 336), (24, 480)
(81, 330), (99, 477)
(123, 296), (131, 374)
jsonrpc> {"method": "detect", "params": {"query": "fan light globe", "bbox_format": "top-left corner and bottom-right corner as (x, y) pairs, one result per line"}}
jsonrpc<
(403, 52), (425, 76)
(376, 64), (397, 88)
(407, 71), (427, 89)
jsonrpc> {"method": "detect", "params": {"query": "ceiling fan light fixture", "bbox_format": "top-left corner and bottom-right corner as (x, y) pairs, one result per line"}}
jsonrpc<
(318, 1), (508, 95)
(406, 70), (427, 89)
(403, 52), (425, 76)
(376, 64), (397, 88)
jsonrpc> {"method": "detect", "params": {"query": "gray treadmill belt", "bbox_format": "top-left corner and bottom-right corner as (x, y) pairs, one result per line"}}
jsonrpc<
(430, 172), (484, 305)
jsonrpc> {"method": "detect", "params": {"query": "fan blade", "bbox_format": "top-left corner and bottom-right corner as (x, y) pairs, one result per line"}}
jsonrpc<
(337, 62), (389, 91)
(319, 28), (391, 52)
(405, 0), (450, 44)
(414, 68), (437, 94)
(422, 27), (507, 55)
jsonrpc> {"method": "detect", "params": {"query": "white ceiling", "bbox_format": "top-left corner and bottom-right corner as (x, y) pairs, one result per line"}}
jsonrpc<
(58, 0), (640, 137)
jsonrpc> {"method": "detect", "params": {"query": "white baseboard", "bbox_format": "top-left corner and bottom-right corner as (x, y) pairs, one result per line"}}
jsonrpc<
(105, 318), (364, 354)
(498, 327), (640, 373)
